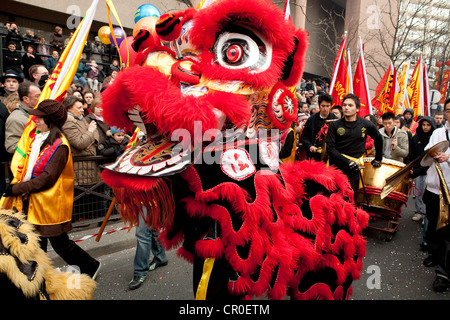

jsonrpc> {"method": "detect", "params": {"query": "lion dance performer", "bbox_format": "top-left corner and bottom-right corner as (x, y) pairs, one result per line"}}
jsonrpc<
(100, 0), (368, 300)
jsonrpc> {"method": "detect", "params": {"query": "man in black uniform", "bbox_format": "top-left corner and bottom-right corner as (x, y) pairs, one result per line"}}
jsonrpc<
(326, 93), (383, 199)
(301, 93), (337, 161)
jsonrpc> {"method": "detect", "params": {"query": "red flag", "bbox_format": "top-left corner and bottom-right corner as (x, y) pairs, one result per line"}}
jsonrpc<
(329, 33), (350, 106)
(354, 39), (372, 117)
(284, 0), (291, 21)
(371, 63), (395, 115)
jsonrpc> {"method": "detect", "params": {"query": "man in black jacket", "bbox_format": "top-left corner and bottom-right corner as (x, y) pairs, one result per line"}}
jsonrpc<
(301, 93), (337, 161)
(326, 94), (383, 198)
(3, 42), (23, 78)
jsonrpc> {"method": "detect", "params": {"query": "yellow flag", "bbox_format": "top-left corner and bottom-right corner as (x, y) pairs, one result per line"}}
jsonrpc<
(407, 56), (423, 117)
(396, 61), (410, 114)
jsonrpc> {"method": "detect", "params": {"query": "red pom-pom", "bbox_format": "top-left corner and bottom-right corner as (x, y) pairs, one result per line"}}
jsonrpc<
(156, 13), (182, 41)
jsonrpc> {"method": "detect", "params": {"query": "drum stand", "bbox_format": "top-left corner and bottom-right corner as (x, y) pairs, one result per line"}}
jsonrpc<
(358, 169), (400, 241)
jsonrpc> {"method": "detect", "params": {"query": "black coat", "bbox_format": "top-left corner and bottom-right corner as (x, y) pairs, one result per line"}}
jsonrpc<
(97, 135), (129, 157)
(5, 30), (23, 51)
(22, 53), (42, 80)
(410, 117), (435, 178)
(3, 50), (23, 74)
(0, 102), (9, 162)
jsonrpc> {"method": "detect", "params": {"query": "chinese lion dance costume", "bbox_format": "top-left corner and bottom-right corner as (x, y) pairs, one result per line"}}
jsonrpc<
(101, 0), (368, 300)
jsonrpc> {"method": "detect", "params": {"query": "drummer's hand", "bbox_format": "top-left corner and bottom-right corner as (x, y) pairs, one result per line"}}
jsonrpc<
(371, 159), (382, 168)
(310, 146), (318, 153)
(349, 161), (359, 170)
(434, 152), (450, 163)
(391, 138), (397, 150)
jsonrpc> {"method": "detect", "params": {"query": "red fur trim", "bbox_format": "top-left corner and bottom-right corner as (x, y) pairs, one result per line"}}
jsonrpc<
(101, 65), (254, 140)
(177, 247), (194, 264)
(282, 29), (310, 87)
(177, 247), (194, 263)
(194, 239), (224, 260)
(206, 91), (252, 130)
(101, 169), (159, 190)
(101, 65), (219, 142)
(159, 229), (184, 250)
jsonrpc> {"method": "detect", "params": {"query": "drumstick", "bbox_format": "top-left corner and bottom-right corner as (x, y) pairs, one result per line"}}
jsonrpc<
(380, 156), (422, 199)
(391, 127), (399, 150)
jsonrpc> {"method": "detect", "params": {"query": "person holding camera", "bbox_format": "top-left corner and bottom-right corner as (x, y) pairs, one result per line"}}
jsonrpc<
(5, 22), (23, 51)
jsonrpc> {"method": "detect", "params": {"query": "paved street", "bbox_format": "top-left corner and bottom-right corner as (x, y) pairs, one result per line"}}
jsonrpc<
(51, 197), (449, 301)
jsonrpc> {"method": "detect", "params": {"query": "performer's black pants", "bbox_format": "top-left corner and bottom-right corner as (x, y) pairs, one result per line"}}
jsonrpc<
(40, 232), (99, 276)
(340, 168), (360, 201)
(424, 190), (450, 275)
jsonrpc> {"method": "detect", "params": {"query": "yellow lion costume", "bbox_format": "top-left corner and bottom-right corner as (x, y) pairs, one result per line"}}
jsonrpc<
(0, 210), (96, 300)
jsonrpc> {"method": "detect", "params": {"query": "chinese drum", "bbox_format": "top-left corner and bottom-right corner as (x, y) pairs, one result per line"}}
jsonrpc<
(356, 157), (409, 214)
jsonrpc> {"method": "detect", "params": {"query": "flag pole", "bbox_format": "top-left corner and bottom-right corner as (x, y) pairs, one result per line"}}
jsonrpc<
(329, 31), (347, 96)
(359, 37), (373, 115)
(347, 48), (353, 94)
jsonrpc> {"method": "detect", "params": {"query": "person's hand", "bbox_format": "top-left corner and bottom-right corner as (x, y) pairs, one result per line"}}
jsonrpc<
(310, 146), (318, 153)
(349, 161), (359, 170)
(88, 120), (97, 133)
(371, 159), (382, 167)
(3, 184), (14, 197)
(391, 138), (397, 150)
(434, 152), (450, 163)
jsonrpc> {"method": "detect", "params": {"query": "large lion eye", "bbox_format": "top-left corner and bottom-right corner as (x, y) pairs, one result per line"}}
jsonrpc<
(226, 44), (243, 63)
(214, 24), (272, 72)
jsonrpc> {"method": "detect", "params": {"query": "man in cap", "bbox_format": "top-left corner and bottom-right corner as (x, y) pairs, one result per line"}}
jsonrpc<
(4, 81), (41, 154)
(0, 70), (23, 103)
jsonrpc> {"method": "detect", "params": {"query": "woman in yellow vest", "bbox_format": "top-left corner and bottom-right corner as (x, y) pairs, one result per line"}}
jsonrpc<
(279, 122), (297, 163)
(2, 99), (101, 279)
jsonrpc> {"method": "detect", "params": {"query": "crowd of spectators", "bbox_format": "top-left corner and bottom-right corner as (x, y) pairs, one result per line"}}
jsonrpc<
(1, 21), (120, 93)
(0, 20), (124, 223)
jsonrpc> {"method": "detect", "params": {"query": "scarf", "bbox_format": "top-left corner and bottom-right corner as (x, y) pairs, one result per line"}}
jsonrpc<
(68, 111), (83, 120)
(92, 113), (104, 122)
(23, 131), (50, 182)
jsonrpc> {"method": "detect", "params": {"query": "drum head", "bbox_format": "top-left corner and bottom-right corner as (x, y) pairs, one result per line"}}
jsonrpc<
(420, 141), (449, 166)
